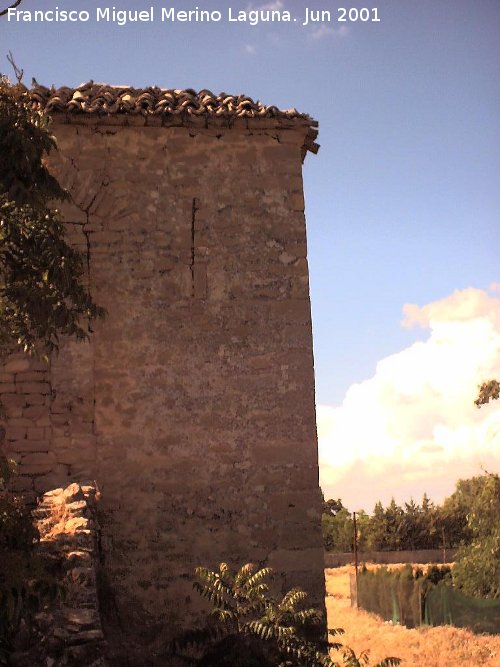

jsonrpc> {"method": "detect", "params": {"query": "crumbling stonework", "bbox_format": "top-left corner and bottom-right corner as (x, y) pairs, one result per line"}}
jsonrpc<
(9, 482), (106, 667)
(1, 85), (325, 648)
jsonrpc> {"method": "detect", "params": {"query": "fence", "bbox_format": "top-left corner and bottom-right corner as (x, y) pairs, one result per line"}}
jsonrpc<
(352, 567), (500, 634)
(325, 548), (457, 568)
(425, 582), (500, 634)
(352, 566), (423, 628)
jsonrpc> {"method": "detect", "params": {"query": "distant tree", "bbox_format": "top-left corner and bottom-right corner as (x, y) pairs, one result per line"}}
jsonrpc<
(354, 509), (370, 552)
(436, 485), (472, 549)
(321, 487), (476, 554)
(383, 498), (406, 550)
(418, 493), (440, 549)
(322, 497), (344, 516)
(365, 501), (387, 551)
(400, 499), (421, 550)
(475, 379), (500, 407)
(322, 507), (353, 552)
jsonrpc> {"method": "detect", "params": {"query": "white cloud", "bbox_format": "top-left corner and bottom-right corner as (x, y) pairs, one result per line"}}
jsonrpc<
(402, 287), (500, 329)
(318, 287), (500, 511)
(244, 44), (257, 55)
(249, 0), (285, 11)
(310, 24), (349, 40)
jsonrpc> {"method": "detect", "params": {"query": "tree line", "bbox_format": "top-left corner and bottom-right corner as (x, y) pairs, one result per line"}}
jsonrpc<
(323, 472), (500, 599)
(321, 477), (489, 553)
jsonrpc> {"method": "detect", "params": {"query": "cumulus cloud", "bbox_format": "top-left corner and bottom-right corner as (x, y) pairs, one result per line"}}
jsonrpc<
(402, 287), (500, 329)
(318, 287), (500, 511)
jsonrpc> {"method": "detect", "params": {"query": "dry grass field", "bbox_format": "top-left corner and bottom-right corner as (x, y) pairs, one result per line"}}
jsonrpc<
(325, 566), (500, 667)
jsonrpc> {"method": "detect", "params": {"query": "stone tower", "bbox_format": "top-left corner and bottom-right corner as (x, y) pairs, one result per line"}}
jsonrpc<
(1, 83), (325, 644)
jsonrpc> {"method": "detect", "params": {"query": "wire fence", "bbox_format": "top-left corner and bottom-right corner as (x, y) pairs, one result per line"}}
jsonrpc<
(352, 567), (500, 634)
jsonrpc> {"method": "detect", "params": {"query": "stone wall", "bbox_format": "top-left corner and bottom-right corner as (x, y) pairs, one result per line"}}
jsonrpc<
(1, 115), (325, 644)
(0, 352), (53, 500)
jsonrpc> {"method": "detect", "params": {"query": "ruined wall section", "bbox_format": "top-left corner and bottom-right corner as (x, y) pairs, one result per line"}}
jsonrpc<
(0, 218), (96, 499)
(0, 353), (53, 498)
(2, 118), (325, 637)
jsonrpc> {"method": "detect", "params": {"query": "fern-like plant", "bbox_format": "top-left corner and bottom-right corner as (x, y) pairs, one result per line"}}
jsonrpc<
(339, 647), (401, 667)
(167, 562), (401, 667)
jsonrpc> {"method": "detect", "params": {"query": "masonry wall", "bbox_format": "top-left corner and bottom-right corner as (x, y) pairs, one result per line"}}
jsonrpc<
(1, 118), (325, 640)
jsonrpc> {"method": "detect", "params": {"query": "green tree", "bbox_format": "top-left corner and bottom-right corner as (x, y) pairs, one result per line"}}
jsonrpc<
(353, 509), (370, 552)
(322, 508), (354, 553)
(400, 499), (421, 550)
(418, 493), (440, 549)
(322, 498), (344, 516)
(383, 499), (406, 551)
(436, 486), (471, 549)
(0, 73), (104, 661)
(365, 501), (387, 551)
(452, 472), (500, 598)
(0, 76), (104, 354)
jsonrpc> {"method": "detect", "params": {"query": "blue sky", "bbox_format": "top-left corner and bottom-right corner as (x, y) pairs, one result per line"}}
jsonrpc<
(1, 0), (499, 507)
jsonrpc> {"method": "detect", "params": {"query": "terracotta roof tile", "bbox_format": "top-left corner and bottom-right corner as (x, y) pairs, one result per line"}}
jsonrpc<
(28, 82), (319, 155)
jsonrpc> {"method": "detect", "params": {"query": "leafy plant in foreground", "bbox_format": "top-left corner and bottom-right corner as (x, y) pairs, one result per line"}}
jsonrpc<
(0, 454), (59, 664)
(168, 562), (401, 667)
(0, 74), (105, 354)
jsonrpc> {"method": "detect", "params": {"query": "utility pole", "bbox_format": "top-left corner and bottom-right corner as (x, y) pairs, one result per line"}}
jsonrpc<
(353, 511), (359, 608)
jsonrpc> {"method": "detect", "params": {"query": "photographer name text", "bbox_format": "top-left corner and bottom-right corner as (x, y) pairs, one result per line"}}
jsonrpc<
(7, 5), (381, 27)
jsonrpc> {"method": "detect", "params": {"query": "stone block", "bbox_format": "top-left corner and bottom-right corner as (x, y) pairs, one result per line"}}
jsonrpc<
(3, 357), (31, 373)
(15, 371), (49, 382)
(19, 382), (51, 394)
(5, 439), (48, 453)
(62, 483), (85, 502)
(25, 394), (48, 405)
(27, 427), (45, 440)
(5, 426), (27, 440)
(23, 405), (47, 420)
(21, 452), (55, 465)
(18, 462), (54, 475)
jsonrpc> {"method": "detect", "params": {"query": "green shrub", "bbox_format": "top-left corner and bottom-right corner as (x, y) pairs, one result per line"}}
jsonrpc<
(425, 565), (452, 587)
(0, 454), (57, 665)
(452, 473), (500, 599)
(168, 562), (401, 667)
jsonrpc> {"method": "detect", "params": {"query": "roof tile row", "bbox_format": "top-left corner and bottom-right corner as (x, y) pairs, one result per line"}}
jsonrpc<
(28, 82), (319, 155)
(29, 82), (313, 121)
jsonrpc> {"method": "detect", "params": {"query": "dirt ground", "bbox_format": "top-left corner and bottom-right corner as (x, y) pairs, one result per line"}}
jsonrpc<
(325, 566), (500, 667)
